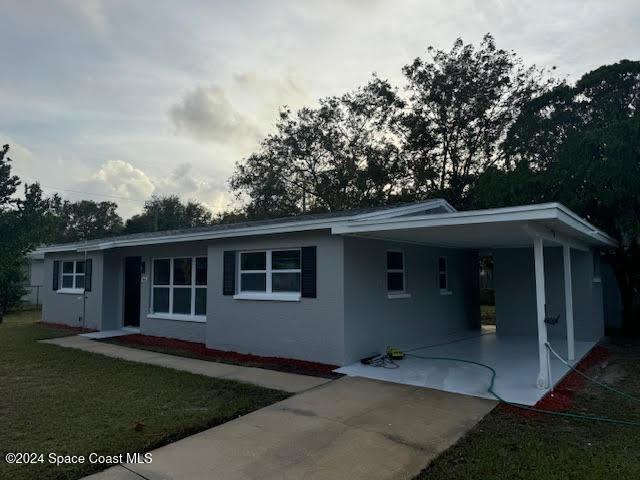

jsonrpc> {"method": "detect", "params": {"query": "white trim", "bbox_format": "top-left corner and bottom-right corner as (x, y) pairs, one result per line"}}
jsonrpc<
(57, 288), (84, 295)
(387, 293), (411, 299)
(332, 203), (617, 247)
(33, 201), (616, 254)
(522, 224), (589, 251)
(238, 248), (301, 295)
(61, 260), (85, 290)
(233, 292), (301, 302)
(533, 235), (551, 389)
(147, 313), (207, 323)
(352, 199), (456, 221)
(150, 256), (207, 317)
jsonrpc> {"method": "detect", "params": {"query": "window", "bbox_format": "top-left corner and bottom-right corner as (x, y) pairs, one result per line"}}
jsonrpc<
(151, 257), (207, 318)
(60, 260), (85, 290)
(239, 249), (301, 295)
(386, 251), (405, 292)
(438, 256), (450, 294)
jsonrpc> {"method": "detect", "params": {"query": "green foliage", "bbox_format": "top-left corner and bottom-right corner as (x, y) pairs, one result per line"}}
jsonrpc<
(230, 76), (405, 217)
(46, 196), (124, 242)
(0, 146), (27, 319)
(230, 34), (553, 214)
(400, 34), (555, 207)
(124, 195), (213, 233)
(0, 144), (20, 209)
(472, 60), (640, 330)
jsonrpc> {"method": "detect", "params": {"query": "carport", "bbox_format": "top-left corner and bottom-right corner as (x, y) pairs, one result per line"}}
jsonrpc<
(333, 203), (617, 404)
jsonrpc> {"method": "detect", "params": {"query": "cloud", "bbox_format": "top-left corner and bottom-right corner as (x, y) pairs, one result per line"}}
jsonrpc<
(169, 69), (310, 147)
(74, 160), (155, 217)
(169, 85), (262, 145)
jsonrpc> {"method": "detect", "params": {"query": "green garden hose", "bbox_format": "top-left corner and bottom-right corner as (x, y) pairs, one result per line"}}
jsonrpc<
(404, 352), (640, 427)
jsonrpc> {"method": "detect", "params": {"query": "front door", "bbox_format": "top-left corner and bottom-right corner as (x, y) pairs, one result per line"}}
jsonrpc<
(123, 256), (142, 327)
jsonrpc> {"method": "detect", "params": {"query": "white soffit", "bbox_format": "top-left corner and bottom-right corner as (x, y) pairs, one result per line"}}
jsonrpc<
(331, 203), (617, 249)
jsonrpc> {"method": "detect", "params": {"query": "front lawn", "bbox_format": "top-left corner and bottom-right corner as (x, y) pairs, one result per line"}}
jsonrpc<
(0, 311), (289, 480)
(416, 339), (640, 479)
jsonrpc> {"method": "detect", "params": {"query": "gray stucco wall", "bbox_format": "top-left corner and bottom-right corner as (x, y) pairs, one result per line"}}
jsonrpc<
(601, 261), (623, 330)
(41, 252), (104, 330)
(494, 247), (604, 342)
(342, 237), (480, 364)
(206, 231), (345, 365)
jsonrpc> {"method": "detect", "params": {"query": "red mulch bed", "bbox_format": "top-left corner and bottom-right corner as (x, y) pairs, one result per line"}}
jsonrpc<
(36, 321), (97, 334)
(500, 345), (610, 417)
(102, 333), (341, 378)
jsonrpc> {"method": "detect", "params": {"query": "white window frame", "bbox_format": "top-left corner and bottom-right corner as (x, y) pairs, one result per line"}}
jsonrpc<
(438, 256), (452, 295)
(387, 250), (410, 299)
(235, 248), (301, 301)
(57, 260), (85, 294)
(149, 257), (207, 322)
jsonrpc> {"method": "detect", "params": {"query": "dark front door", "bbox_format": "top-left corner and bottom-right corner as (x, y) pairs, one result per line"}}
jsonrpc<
(124, 256), (142, 327)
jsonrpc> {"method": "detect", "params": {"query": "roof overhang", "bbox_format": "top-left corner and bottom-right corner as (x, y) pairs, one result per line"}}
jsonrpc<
(331, 203), (617, 249)
(34, 199), (455, 254)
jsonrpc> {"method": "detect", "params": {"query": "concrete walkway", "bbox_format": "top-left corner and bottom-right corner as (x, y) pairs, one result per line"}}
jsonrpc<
(84, 376), (496, 480)
(40, 335), (330, 393)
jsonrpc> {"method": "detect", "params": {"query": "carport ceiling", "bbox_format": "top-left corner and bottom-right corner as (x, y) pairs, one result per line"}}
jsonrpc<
(332, 203), (616, 250)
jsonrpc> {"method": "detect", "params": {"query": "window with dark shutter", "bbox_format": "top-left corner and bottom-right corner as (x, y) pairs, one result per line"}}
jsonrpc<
(52, 260), (60, 290)
(301, 246), (317, 298)
(223, 251), (236, 295)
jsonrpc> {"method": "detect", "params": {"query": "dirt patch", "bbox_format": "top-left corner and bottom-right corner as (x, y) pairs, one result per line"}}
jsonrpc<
(36, 321), (96, 334)
(101, 333), (342, 379)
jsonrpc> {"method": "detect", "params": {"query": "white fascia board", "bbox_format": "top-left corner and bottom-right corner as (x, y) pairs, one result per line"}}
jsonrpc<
(521, 223), (590, 251)
(350, 199), (456, 221)
(554, 206), (617, 247)
(332, 203), (617, 247)
(332, 204), (560, 234)
(76, 218), (349, 251)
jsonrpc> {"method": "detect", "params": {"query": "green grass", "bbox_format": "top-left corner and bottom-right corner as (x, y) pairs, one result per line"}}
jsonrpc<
(415, 339), (640, 480)
(0, 311), (290, 480)
(480, 304), (496, 325)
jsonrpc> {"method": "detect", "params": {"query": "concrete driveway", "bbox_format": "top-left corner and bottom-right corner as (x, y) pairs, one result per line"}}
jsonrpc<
(86, 376), (495, 480)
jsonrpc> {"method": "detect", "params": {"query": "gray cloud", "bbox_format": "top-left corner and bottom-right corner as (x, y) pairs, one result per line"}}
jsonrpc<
(169, 85), (262, 145)
(0, 0), (638, 219)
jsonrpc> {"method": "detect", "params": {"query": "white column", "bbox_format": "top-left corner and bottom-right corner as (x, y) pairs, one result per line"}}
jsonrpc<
(533, 236), (551, 389)
(563, 245), (575, 361)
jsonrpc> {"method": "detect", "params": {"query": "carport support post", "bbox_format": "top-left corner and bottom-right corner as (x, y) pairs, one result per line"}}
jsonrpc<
(563, 245), (575, 361)
(533, 236), (551, 389)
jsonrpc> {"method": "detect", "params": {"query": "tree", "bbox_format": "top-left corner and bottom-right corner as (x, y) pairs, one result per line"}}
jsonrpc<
(230, 35), (552, 215)
(399, 34), (555, 207)
(0, 145), (26, 321)
(47, 198), (123, 243)
(230, 77), (406, 217)
(124, 195), (213, 233)
(472, 60), (640, 332)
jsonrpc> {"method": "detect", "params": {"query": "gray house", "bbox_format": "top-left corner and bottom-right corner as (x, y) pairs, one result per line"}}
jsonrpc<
(36, 200), (620, 403)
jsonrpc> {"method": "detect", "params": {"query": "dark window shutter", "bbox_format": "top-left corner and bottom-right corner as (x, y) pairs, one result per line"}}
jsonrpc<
(85, 259), (93, 292)
(223, 251), (236, 295)
(301, 246), (317, 298)
(52, 260), (60, 290)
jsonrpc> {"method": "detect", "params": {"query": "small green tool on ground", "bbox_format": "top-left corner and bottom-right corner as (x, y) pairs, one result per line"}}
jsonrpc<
(386, 347), (405, 360)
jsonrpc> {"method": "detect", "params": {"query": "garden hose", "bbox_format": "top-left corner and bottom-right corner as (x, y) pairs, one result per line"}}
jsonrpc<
(400, 351), (640, 427)
(545, 342), (640, 404)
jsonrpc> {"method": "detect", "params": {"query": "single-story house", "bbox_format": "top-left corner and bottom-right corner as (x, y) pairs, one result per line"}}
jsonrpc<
(22, 251), (45, 306)
(36, 200), (622, 403)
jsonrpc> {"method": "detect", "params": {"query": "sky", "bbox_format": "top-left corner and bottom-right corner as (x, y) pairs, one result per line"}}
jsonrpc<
(1, 0), (638, 218)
